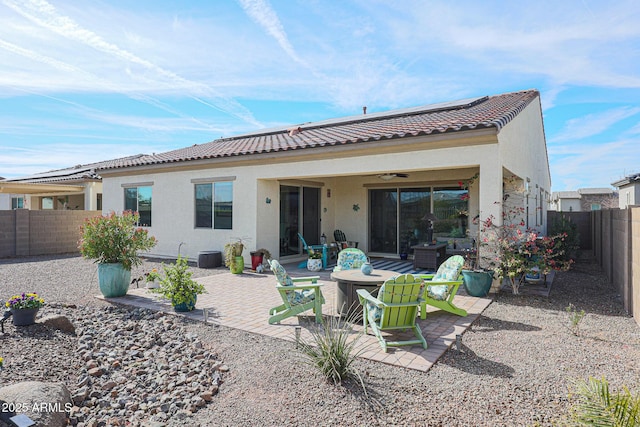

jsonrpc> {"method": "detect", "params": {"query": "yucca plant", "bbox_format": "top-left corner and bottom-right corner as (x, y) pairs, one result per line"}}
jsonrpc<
(298, 313), (367, 396)
(569, 377), (640, 426)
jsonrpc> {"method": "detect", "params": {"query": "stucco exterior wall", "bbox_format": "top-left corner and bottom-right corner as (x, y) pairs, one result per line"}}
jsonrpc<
(618, 185), (640, 209)
(496, 97), (551, 233)
(100, 98), (549, 262)
(102, 140), (499, 262)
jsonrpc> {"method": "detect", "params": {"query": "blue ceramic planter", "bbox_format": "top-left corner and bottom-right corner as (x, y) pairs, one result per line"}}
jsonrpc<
(461, 270), (493, 297)
(173, 295), (197, 312)
(98, 263), (131, 298)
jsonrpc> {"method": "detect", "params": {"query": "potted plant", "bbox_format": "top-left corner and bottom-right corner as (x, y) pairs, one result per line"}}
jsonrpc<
(145, 268), (161, 289)
(307, 247), (323, 272)
(150, 255), (206, 312)
(250, 248), (272, 271)
(224, 238), (247, 274)
(4, 292), (45, 326)
(79, 211), (157, 297)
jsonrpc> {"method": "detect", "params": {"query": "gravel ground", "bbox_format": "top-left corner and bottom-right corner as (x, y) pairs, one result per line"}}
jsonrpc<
(0, 253), (639, 426)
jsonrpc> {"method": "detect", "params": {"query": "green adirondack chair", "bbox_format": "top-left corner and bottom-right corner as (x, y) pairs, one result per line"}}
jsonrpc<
(268, 259), (325, 324)
(418, 255), (467, 319)
(357, 273), (427, 352)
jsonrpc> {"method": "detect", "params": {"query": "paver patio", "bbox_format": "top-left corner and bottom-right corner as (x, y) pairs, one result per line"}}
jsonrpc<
(99, 262), (492, 372)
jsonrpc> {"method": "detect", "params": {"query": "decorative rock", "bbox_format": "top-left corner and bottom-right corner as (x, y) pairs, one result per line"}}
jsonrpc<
(39, 314), (76, 334)
(87, 367), (103, 377)
(0, 381), (71, 427)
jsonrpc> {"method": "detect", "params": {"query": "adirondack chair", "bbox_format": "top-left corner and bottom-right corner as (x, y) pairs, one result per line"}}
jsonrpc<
(357, 273), (427, 352)
(333, 229), (358, 249)
(418, 255), (467, 319)
(333, 248), (368, 272)
(268, 259), (325, 324)
(297, 232), (329, 269)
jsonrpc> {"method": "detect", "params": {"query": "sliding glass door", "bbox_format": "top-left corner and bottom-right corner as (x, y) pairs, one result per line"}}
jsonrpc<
(279, 185), (320, 257)
(369, 186), (467, 255)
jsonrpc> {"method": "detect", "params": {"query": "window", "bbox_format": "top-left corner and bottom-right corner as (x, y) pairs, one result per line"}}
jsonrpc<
(42, 197), (54, 209)
(369, 185), (469, 254)
(591, 203), (601, 211)
(124, 186), (152, 226)
(195, 181), (233, 229)
(11, 197), (23, 209)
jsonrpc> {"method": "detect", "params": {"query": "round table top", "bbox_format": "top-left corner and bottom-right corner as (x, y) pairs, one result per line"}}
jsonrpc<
(330, 269), (399, 285)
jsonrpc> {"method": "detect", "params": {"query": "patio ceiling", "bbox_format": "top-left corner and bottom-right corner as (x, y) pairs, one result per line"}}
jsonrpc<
(0, 182), (85, 194)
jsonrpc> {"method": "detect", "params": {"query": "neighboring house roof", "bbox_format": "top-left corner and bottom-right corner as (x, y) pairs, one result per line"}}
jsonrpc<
(99, 89), (540, 171)
(612, 172), (640, 188)
(553, 191), (580, 200)
(3, 154), (146, 184)
(577, 188), (615, 195)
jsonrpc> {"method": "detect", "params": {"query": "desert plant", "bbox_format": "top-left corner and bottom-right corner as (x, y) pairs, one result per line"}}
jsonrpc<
(568, 377), (640, 426)
(298, 313), (367, 396)
(254, 248), (272, 261)
(566, 303), (586, 336)
(150, 255), (206, 307)
(224, 237), (248, 270)
(79, 211), (157, 270)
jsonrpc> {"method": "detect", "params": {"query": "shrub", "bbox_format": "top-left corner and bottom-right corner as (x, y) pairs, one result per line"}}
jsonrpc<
(79, 211), (157, 270)
(150, 256), (206, 307)
(298, 313), (367, 395)
(549, 215), (580, 261)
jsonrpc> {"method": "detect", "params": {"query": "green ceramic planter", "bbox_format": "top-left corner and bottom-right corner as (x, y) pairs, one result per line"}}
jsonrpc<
(98, 262), (131, 297)
(462, 270), (493, 297)
(230, 256), (244, 274)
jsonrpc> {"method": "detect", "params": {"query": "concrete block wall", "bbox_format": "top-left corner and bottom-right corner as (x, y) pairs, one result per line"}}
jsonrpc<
(592, 206), (639, 326)
(0, 211), (16, 257)
(0, 210), (101, 258)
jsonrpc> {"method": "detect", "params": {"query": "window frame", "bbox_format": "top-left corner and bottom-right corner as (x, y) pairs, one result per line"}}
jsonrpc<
(122, 182), (153, 226)
(192, 177), (235, 230)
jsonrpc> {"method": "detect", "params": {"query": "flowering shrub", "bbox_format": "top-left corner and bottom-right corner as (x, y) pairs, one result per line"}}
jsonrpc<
(79, 211), (157, 270)
(5, 292), (45, 310)
(470, 196), (573, 295)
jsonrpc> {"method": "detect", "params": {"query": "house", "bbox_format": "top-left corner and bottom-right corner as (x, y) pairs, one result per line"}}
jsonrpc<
(612, 172), (640, 208)
(0, 156), (144, 211)
(97, 89), (551, 264)
(549, 188), (618, 212)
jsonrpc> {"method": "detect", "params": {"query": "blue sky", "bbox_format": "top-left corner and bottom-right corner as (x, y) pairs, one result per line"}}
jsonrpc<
(1, 0), (639, 191)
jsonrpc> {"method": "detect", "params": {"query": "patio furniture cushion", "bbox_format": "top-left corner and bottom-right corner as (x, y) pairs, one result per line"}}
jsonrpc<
(271, 260), (294, 286)
(333, 248), (367, 272)
(268, 259), (325, 324)
(418, 255), (467, 318)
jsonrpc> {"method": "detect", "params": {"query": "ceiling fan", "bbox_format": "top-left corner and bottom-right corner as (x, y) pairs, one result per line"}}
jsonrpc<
(376, 173), (409, 181)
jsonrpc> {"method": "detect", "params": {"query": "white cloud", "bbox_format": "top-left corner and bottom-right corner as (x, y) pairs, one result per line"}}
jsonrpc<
(1, 0), (262, 126)
(550, 136), (640, 190)
(551, 107), (640, 142)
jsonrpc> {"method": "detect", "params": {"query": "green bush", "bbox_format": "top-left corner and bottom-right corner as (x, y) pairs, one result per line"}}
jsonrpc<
(549, 216), (580, 261)
(150, 255), (206, 307)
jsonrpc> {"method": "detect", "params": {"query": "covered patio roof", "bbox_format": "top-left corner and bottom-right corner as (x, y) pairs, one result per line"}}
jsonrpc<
(0, 181), (85, 194)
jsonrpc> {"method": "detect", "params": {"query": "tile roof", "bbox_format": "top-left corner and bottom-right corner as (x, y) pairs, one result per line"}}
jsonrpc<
(99, 89), (540, 171)
(4, 154), (146, 183)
